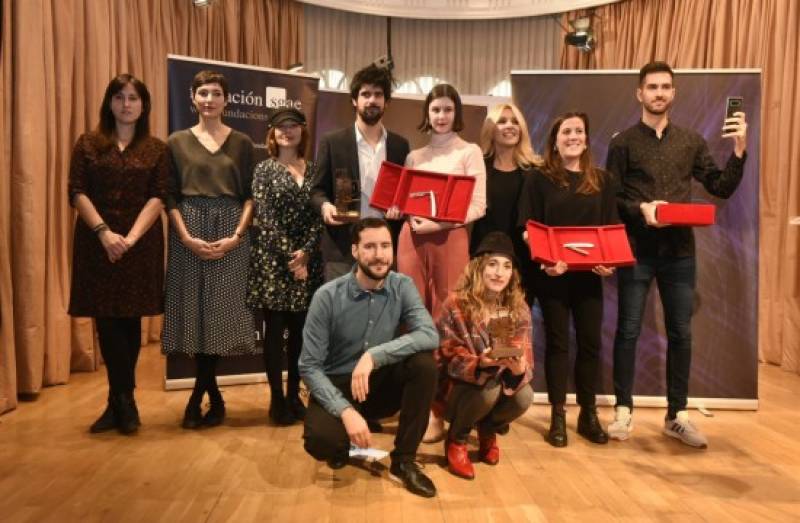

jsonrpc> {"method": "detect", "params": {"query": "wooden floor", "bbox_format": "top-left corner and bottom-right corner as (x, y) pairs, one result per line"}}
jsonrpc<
(1, 346), (800, 522)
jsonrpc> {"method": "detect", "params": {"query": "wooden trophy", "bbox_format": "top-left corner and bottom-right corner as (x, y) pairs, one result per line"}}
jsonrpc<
(487, 306), (523, 359)
(334, 168), (360, 222)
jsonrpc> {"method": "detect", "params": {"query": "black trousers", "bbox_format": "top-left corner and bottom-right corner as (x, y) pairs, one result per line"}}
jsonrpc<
(535, 270), (604, 407)
(263, 309), (306, 400)
(303, 351), (437, 464)
(95, 317), (142, 395)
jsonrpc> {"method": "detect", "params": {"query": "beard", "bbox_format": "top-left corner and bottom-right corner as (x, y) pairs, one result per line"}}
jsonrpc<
(358, 105), (384, 126)
(357, 259), (390, 281)
(643, 97), (673, 116)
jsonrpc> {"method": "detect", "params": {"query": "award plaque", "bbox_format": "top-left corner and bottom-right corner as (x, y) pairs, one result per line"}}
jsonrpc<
(334, 168), (360, 222)
(487, 307), (523, 359)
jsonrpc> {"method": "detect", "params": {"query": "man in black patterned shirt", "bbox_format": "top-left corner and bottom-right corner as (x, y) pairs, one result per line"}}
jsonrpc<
(606, 61), (748, 448)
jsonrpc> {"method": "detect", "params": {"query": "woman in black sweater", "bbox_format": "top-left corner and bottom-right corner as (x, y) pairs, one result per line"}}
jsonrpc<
(518, 112), (618, 447)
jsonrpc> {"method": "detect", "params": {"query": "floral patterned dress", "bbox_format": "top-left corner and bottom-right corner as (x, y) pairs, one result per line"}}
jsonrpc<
(247, 158), (323, 311)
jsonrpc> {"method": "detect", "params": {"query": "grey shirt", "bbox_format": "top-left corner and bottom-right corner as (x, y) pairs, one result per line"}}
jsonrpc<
(166, 128), (255, 209)
(299, 270), (439, 417)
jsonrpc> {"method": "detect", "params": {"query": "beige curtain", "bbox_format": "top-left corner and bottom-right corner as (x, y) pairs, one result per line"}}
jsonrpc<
(0, 0), (304, 415)
(562, 0), (800, 374)
(304, 4), (562, 95)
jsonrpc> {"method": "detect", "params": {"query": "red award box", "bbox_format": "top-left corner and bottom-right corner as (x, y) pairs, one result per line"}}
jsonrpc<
(656, 203), (716, 226)
(525, 220), (636, 270)
(370, 161), (476, 223)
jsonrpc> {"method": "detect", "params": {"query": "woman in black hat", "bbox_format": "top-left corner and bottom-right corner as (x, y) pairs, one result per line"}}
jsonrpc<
(247, 107), (323, 425)
(517, 111), (619, 447)
(435, 232), (533, 480)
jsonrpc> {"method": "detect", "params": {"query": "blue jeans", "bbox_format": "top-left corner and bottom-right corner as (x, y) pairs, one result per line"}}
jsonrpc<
(613, 256), (696, 417)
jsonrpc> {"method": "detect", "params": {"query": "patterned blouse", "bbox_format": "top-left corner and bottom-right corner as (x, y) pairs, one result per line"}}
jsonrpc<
(247, 158), (323, 311)
(435, 293), (534, 399)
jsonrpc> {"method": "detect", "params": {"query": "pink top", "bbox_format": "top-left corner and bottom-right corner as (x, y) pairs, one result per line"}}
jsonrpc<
(405, 132), (486, 224)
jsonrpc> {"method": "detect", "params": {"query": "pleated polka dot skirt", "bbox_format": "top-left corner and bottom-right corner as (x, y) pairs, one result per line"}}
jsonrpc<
(162, 196), (258, 356)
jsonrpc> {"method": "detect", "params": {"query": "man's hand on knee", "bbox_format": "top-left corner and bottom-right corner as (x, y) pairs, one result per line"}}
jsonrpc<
(341, 407), (372, 448)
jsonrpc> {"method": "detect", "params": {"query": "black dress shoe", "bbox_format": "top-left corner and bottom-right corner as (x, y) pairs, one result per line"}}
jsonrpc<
(113, 393), (139, 435)
(547, 410), (568, 447)
(182, 403), (204, 430)
(203, 400), (226, 427)
(287, 395), (307, 421)
(577, 407), (609, 444)
(269, 398), (296, 426)
(389, 461), (437, 498)
(327, 455), (348, 470)
(89, 402), (117, 433)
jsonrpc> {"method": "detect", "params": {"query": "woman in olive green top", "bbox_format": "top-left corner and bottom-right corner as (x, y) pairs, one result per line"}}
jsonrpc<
(162, 70), (258, 430)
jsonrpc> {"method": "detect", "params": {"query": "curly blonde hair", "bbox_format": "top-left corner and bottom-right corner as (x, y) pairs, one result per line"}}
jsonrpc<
(453, 254), (528, 323)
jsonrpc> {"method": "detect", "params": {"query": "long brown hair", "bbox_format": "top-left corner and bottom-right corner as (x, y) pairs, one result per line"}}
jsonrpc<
(541, 111), (604, 194)
(266, 125), (310, 159)
(480, 103), (542, 169)
(453, 254), (527, 324)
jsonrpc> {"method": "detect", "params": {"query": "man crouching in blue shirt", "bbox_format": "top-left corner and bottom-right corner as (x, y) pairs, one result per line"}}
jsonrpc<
(299, 217), (439, 498)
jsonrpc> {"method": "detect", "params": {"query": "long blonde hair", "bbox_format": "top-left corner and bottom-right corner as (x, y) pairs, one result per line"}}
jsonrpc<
(453, 254), (528, 324)
(480, 103), (542, 169)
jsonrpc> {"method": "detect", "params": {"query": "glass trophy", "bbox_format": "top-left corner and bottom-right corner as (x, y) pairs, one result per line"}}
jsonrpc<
(334, 168), (360, 222)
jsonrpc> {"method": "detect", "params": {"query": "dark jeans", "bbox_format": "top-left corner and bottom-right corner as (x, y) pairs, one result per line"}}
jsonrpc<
(536, 270), (604, 407)
(95, 317), (142, 394)
(263, 309), (306, 400)
(613, 256), (696, 417)
(303, 351), (437, 464)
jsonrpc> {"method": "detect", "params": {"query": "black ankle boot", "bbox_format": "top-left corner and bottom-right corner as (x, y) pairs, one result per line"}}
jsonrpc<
(182, 400), (204, 430)
(113, 393), (139, 435)
(203, 398), (226, 427)
(577, 406), (609, 444)
(130, 391), (141, 427)
(547, 408), (568, 447)
(287, 395), (307, 421)
(269, 396), (296, 426)
(89, 396), (117, 433)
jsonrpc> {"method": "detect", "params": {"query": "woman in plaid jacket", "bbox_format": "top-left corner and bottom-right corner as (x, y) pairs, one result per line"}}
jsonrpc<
(435, 232), (534, 480)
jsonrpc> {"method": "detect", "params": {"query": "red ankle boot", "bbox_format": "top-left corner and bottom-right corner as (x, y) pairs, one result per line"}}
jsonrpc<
(445, 438), (475, 479)
(478, 432), (500, 465)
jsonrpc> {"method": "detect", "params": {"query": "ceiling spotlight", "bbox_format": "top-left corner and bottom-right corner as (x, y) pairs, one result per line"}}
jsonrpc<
(564, 17), (595, 52)
(192, 0), (214, 6)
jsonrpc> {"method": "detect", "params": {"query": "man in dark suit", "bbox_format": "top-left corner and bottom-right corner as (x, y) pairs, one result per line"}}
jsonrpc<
(311, 64), (410, 281)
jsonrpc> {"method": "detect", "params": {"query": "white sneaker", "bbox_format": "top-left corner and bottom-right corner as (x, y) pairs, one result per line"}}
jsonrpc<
(663, 410), (708, 449)
(607, 406), (633, 441)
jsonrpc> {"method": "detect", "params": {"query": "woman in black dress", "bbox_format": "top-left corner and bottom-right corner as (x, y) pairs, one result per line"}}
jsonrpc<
(247, 108), (322, 425)
(162, 70), (257, 429)
(518, 112), (618, 447)
(68, 74), (170, 434)
(472, 102), (541, 306)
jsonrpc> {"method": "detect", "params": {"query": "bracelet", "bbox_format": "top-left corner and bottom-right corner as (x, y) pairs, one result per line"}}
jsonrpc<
(93, 222), (109, 235)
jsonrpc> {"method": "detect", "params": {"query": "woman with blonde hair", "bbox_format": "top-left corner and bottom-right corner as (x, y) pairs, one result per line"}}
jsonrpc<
(472, 102), (541, 305)
(436, 232), (533, 480)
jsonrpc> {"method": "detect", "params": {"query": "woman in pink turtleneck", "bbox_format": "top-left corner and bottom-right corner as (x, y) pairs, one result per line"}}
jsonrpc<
(391, 83), (486, 322)
(389, 84), (486, 444)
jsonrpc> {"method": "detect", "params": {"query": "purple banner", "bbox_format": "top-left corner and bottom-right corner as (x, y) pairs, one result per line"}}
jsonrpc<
(512, 70), (760, 404)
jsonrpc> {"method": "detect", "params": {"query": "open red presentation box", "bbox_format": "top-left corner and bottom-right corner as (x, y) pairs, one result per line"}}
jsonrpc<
(525, 220), (636, 270)
(656, 203), (716, 226)
(369, 161), (476, 223)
